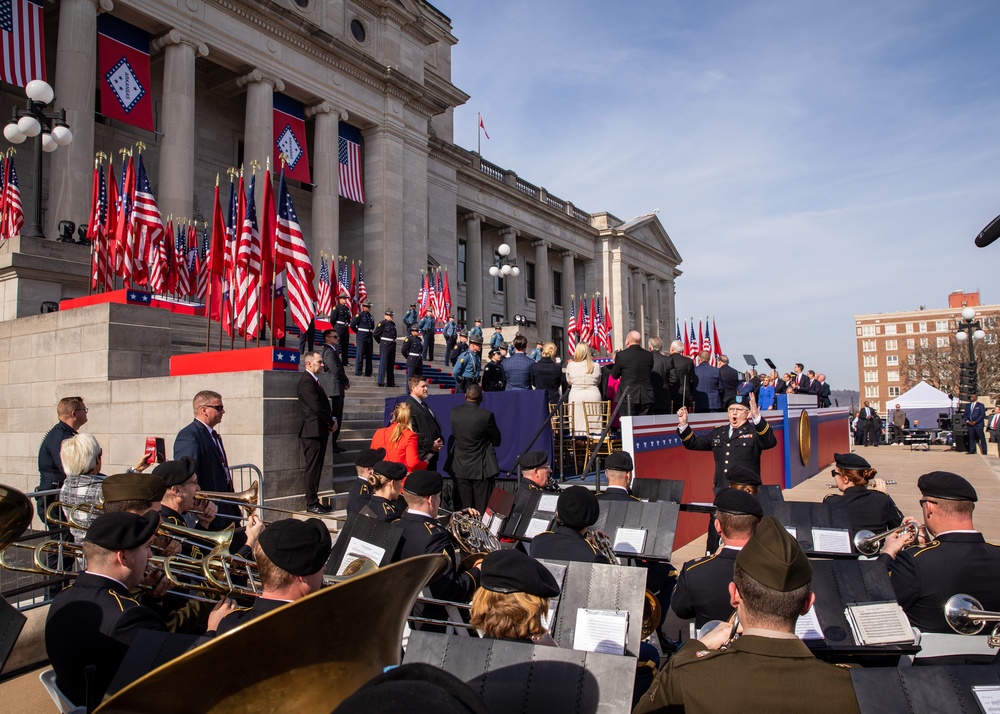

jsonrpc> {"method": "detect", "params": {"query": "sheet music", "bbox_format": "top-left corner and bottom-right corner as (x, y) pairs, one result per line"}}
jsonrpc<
(537, 494), (559, 513)
(845, 601), (914, 645)
(784, 526), (797, 539)
(482, 510), (494, 529)
(524, 517), (551, 539)
(573, 608), (628, 655)
(811, 528), (852, 554)
(973, 686), (1000, 714)
(336, 537), (385, 575)
(613, 527), (647, 555)
(488, 514), (504, 536)
(795, 605), (824, 640)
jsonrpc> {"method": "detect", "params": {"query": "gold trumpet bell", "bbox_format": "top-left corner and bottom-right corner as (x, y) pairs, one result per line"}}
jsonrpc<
(158, 521), (235, 553)
(196, 481), (259, 517)
(96, 553), (450, 714)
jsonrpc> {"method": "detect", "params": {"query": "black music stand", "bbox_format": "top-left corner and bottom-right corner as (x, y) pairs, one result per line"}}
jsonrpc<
(851, 664), (1000, 713)
(327, 515), (403, 575)
(107, 631), (209, 697)
(630, 478), (684, 503)
(760, 500), (855, 557)
(592, 500), (679, 562)
(404, 631), (637, 714)
(483, 488), (516, 538)
(0, 595), (26, 672)
(504, 489), (558, 541)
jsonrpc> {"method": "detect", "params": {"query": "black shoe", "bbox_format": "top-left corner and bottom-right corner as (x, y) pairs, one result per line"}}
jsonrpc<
(307, 504), (332, 514)
(330, 445), (346, 454)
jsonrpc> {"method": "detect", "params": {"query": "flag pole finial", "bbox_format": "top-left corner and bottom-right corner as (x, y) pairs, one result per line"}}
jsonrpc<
(134, 140), (146, 153)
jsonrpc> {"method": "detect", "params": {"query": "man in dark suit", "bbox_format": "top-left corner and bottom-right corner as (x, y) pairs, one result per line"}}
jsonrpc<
(665, 339), (696, 412)
(693, 351), (724, 412)
(858, 401), (878, 446)
(447, 384), (501, 512)
(319, 329), (350, 454)
(405, 376), (443, 468)
(771, 370), (787, 395)
(648, 337), (671, 415)
(965, 393), (988, 455)
(174, 390), (240, 526)
(717, 355), (740, 405)
(988, 405), (1000, 456)
(298, 352), (337, 514)
(815, 373), (832, 408)
(792, 362), (810, 393)
(610, 330), (655, 416)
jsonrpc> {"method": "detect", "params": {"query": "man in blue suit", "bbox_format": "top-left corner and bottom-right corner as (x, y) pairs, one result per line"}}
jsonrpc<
(693, 351), (724, 412)
(174, 390), (239, 526)
(965, 393), (988, 455)
(503, 334), (534, 390)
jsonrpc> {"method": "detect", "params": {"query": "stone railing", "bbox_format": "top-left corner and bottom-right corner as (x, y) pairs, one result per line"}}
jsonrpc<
(472, 154), (590, 225)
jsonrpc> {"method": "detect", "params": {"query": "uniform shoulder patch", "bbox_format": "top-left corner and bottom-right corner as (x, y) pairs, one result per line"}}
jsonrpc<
(686, 554), (718, 571)
(910, 540), (941, 556)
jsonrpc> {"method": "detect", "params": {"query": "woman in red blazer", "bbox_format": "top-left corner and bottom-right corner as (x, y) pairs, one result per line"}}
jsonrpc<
(370, 402), (428, 474)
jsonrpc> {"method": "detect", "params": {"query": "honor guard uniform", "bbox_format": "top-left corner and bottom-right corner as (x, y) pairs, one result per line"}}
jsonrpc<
(419, 309), (436, 361)
(490, 323), (505, 352)
(402, 325), (424, 383)
(469, 317), (484, 341)
(373, 308), (398, 388)
(442, 314), (458, 366)
(530, 486), (610, 564)
(451, 333), (482, 392)
(358, 461), (408, 522)
(403, 303), (418, 332)
(347, 447), (385, 516)
(350, 301), (376, 377)
(332, 293), (353, 367)
(392, 471), (481, 631)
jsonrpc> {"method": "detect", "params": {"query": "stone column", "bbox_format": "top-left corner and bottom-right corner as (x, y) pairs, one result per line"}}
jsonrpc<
(533, 239), (550, 342)
(153, 31), (208, 221)
(499, 227), (519, 322)
(631, 267), (644, 341)
(561, 250), (576, 324)
(648, 275), (661, 339)
(47, 0), (113, 238)
(463, 213), (484, 325)
(663, 276), (676, 335)
(306, 102), (347, 261)
(237, 70), (284, 209)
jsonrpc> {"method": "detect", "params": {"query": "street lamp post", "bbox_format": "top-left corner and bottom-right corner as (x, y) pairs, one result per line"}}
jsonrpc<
(2, 80), (74, 239)
(954, 307), (986, 450)
(488, 241), (519, 322)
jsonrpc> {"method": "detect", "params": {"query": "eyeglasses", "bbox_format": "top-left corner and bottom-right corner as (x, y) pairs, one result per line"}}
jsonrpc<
(74, 407), (89, 413)
(918, 498), (938, 508)
(830, 469), (841, 478)
(202, 404), (225, 411)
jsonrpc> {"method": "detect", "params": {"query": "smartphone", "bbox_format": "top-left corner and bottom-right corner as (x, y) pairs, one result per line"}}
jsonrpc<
(145, 437), (166, 464)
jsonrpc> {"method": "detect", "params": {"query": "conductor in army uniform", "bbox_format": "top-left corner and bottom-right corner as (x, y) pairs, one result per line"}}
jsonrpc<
(634, 516), (861, 714)
(350, 301), (376, 376)
(332, 292), (353, 367)
(373, 308), (398, 388)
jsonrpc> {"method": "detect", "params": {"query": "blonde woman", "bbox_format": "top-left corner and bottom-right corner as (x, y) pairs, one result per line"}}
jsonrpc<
(470, 549), (559, 644)
(565, 343), (602, 436)
(370, 402), (427, 473)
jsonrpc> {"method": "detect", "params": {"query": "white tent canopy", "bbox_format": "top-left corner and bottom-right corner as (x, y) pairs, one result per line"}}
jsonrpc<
(886, 381), (953, 430)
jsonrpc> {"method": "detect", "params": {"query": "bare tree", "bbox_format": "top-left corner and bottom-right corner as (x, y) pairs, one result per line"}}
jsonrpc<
(904, 337), (1000, 398)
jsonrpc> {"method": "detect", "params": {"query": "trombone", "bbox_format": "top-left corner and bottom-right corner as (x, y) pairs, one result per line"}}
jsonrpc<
(195, 481), (346, 524)
(853, 522), (920, 556)
(944, 594), (1000, 648)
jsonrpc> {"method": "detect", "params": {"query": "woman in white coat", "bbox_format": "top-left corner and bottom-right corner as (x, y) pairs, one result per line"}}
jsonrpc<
(565, 343), (602, 436)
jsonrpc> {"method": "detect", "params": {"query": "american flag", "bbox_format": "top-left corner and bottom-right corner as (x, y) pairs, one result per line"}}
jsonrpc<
(687, 321), (699, 358)
(434, 269), (446, 318)
(579, 296), (592, 347)
(236, 174), (262, 276)
(317, 256), (332, 316)
(275, 171), (316, 333)
(426, 270), (436, 318)
(700, 319), (711, 353)
(175, 223), (191, 297)
(4, 157), (23, 240)
(567, 297), (577, 355)
(89, 164), (110, 290)
(236, 175), (262, 336)
(594, 297), (607, 355)
(130, 155), (163, 288)
(338, 256), (351, 303)
(195, 223), (209, 300)
(338, 124), (365, 203)
(0, 0), (45, 89)
(356, 261), (367, 306)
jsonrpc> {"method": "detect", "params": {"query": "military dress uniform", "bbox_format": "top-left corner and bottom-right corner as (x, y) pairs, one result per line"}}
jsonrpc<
(159, 504), (206, 560)
(373, 313), (398, 388)
(332, 299), (353, 367)
(402, 330), (424, 383)
(358, 495), (406, 522)
(346, 477), (372, 516)
(670, 548), (740, 628)
(824, 485), (903, 534)
(530, 525), (610, 564)
(350, 304), (376, 376)
(596, 486), (640, 502)
(216, 597), (287, 635)
(419, 314), (436, 361)
(679, 417), (777, 493)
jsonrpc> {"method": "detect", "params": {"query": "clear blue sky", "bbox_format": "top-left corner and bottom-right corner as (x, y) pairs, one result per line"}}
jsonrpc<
(439, 0), (1000, 390)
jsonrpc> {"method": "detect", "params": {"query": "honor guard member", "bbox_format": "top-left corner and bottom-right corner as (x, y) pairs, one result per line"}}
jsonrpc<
(402, 324), (424, 383)
(347, 448), (385, 516)
(469, 317), (484, 341)
(358, 460), (407, 522)
(332, 292), (353, 367)
(529, 341), (543, 362)
(452, 333), (483, 392)
(512, 450), (560, 518)
(373, 308), (398, 388)
(442, 314), (458, 366)
(530, 486), (610, 564)
(597, 450), (641, 502)
(481, 348), (508, 392)
(419, 308), (436, 361)
(451, 329), (470, 366)
(635, 517), (860, 714)
(490, 322), (505, 351)
(677, 393), (777, 553)
(670, 488), (763, 628)
(216, 517), (332, 634)
(824, 452), (903, 534)
(45, 512), (234, 709)
(350, 301), (376, 377)
(879, 471), (1000, 634)
(153, 458), (218, 557)
(403, 303), (418, 332)
(392, 470), (482, 631)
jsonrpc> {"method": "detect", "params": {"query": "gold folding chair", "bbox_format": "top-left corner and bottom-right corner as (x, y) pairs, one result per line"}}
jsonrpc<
(582, 401), (618, 467)
(551, 402), (579, 475)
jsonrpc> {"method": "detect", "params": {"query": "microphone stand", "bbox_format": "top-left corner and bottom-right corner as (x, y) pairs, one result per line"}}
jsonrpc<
(510, 389), (572, 483)
(583, 387), (631, 492)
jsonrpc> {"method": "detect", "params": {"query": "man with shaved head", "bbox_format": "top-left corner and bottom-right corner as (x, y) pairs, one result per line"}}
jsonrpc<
(610, 330), (655, 416)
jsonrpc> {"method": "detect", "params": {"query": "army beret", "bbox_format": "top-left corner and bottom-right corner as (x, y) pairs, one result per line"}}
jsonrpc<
(333, 662), (488, 714)
(726, 395), (751, 410)
(101, 472), (166, 503)
(557, 486), (600, 530)
(518, 450), (549, 470)
(85, 510), (159, 551)
(736, 516), (812, 592)
(481, 549), (560, 598)
(726, 465), (761, 486)
(384, 308), (394, 315)
(258, 518), (332, 576)
(604, 451), (633, 472)
(834, 453), (870, 471)
(918, 471), (977, 502)
(152, 457), (196, 488)
(404, 470), (443, 497)
(458, 330), (469, 338)
(356, 448), (386, 468)
(715, 488), (763, 518)
(374, 460), (407, 481)
(469, 334), (483, 345)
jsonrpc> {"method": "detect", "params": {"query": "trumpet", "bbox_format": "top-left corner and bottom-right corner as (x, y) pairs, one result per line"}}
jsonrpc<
(853, 522), (920, 556)
(944, 594), (1000, 648)
(827, 480), (897, 489)
(195, 481), (346, 524)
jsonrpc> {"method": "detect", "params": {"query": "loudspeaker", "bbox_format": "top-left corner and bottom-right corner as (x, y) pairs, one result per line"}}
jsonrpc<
(953, 432), (968, 452)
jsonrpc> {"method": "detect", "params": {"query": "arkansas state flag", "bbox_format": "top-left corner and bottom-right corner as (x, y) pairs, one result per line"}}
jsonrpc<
(97, 15), (154, 132)
(273, 93), (310, 183)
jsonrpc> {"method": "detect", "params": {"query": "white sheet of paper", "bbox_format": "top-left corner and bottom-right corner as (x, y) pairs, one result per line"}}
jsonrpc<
(541, 599), (559, 633)
(573, 608), (628, 655)
(785, 526), (797, 539)
(613, 527), (647, 555)
(336, 537), (386, 576)
(845, 602), (914, 645)
(488, 514), (504, 536)
(524, 517), (551, 539)
(795, 606), (824, 640)
(811, 528), (853, 554)
(482, 511), (494, 529)
(537, 494), (559, 513)
(973, 686), (1000, 714)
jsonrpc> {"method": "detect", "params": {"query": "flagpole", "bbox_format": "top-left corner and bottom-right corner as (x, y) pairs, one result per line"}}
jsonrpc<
(205, 178), (219, 352)
(477, 111), (481, 155)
